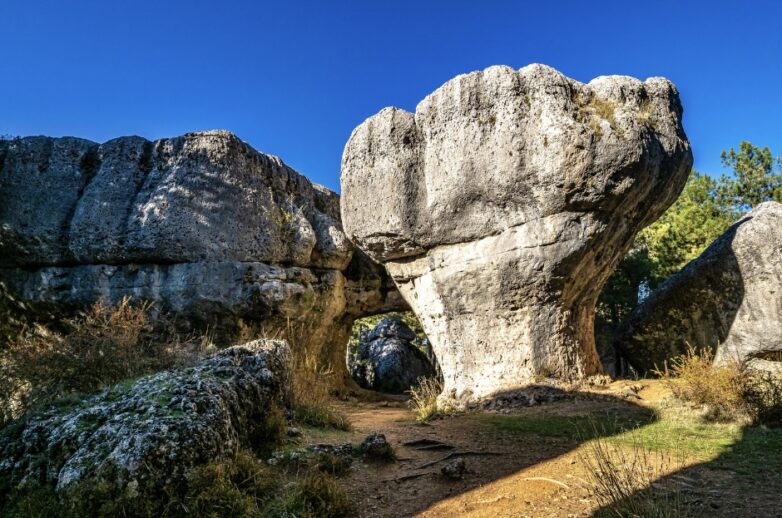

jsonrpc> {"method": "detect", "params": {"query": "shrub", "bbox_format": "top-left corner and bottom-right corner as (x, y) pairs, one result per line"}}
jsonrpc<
(659, 346), (782, 426)
(0, 297), (203, 423)
(582, 429), (690, 518)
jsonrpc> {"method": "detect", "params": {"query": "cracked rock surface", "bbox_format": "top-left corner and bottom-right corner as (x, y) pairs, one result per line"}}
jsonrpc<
(0, 339), (289, 499)
(618, 202), (782, 373)
(0, 131), (406, 386)
(341, 64), (692, 403)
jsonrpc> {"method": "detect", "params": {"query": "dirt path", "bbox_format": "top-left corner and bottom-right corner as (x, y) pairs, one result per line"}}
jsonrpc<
(303, 381), (780, 517)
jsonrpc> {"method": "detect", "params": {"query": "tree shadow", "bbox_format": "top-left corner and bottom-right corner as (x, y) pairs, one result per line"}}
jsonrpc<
(346, 385), (659, 517)
(589, 420), (782, 517)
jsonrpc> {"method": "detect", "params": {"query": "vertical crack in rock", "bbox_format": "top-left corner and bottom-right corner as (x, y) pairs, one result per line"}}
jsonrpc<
(340, 64), (693, 403)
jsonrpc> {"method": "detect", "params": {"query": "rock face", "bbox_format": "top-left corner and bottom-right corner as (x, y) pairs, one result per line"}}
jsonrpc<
(618, 202), (782, 373)
(350, 317), (437, 393)
(0, 339), (289, 500)
(341, 64), (693, 402)
(0, 131), (406, 387)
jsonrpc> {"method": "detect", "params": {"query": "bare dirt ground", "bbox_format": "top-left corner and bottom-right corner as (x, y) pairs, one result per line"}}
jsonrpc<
(304, 381), (782, 517)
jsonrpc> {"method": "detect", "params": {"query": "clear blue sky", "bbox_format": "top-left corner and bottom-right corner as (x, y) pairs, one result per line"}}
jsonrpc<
(2, 1), (780, 191)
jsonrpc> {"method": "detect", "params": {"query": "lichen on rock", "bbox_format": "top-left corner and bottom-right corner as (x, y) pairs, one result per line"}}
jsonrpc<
(0, 339), (290, 504)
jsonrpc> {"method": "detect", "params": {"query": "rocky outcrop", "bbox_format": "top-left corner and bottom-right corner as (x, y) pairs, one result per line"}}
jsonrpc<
(618, 202), (782, 373)
(341, 64), (693, 403)
(0, 339), (289, 501)
(0, 131), (406, 387)
(350, 317), (437, 393)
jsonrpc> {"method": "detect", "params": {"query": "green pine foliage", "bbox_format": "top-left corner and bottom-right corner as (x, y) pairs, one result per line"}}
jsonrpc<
(598, 142), (781, 349)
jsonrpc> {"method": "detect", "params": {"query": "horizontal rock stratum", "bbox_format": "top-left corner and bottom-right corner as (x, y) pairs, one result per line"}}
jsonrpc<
(0, 131), (406, 387)
(341, 64), (693, 403)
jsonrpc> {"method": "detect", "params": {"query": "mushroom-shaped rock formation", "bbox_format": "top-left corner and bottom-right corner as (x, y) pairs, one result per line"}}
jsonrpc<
(340, 64), (693, 403)
(618, 202), (782, 373)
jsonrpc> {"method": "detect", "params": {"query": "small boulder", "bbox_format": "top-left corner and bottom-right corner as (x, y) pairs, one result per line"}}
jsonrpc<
(0, 339), (290, 503)
(441, 457), (467, 480)
(360, 432), (394, 459)
(350, 318), (437, 393)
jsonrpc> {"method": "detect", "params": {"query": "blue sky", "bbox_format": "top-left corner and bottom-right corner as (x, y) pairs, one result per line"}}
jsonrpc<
(2, 1), (780, 191)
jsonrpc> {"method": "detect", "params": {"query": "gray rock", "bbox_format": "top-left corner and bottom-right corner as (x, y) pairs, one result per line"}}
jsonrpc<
(350, 318), (437, 394)
(441, 457), (467, 480)
(360, 432), (394, 459)
(0, 131), (407, 389)
(0, 339), (290, 498)
(340, 64), (692, 403)
(618, 202), (782, 373)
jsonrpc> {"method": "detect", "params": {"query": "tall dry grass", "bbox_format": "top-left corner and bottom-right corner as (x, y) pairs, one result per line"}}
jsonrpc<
(581, 428), (690, 517)
(657, 345), (782, 426)
(0, 297), (206, 423)
(278, 320), (351, 430)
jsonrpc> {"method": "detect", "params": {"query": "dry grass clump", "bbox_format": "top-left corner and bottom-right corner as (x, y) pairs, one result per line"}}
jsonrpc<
(582, 430), (690, 517)
(3, 448), (352, 518)
(0, 297), (205, 423)
(574, 91), (618, 137)
(290, 343), (351, 431)
(269, 469), (352, 517)
(183, 451), (275, 515)
(658, 346), (782, 426)
(408, 376), (456, 422)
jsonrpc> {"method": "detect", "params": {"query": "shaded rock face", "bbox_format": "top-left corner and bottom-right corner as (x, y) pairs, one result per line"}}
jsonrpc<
(341, 64), (693, 403)
(350, 318), (437, 393)
(0, 339), (289, 499)
(0, 131), (406, 386)
(618, 202), (782, 373)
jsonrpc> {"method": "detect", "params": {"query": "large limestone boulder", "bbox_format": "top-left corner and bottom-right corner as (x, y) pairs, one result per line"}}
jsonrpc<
(0, 339), (289, 502)
(349, 317), (437, 393)
(618, 202), (782, 373)
(341, 64), (693, 403)
(0, 131), (406, 388)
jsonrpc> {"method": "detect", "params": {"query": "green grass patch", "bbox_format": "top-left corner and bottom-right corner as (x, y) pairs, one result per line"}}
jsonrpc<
(479, 403), (782, 478)
(293, 403), (352, 431)
(479, 410), (653, 442)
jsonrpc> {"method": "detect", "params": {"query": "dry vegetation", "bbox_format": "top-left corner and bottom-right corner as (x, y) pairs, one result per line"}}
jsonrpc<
(658, 345), (782, 426)
(582, 427), (690, 518)
(0, 297), (208, 424)
(0, 301), (355, 517)
(408, 376), (458, 422)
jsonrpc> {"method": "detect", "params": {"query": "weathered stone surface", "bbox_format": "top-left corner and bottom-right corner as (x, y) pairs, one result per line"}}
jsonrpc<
(0, 132), (349, 269)
(0, 339), (289, 498)
(0, 131), (406, 387)
(350, 317), (437, 393)
(341, 64), (692, 403)
(618, 202), (782, 373)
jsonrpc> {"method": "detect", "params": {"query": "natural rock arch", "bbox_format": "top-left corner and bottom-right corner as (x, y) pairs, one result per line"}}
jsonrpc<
(0, 131), (407, 391)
